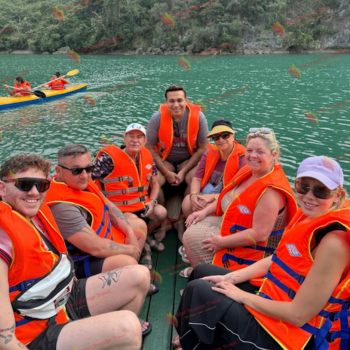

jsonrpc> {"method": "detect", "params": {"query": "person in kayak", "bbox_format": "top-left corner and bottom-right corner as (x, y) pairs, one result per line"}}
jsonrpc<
(3, 76), (32, 96)
(41, 72), (70, 90)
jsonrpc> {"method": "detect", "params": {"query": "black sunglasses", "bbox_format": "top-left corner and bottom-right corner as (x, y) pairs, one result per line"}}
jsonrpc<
(58, 164), (95, 176)
(211, 132), (232, 141)
(2, 177), (51, 193)
(295, 180), (336, 200)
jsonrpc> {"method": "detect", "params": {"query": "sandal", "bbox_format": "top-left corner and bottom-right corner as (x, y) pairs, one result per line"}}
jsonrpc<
(147, 284), (159, 296)
(139, 249), (152, 270)
(181, 254), (190, 263)
(139, 318), (152, 337)
(179, 267), (193, 279)
(146, 236), (165, 252)
(178, 245), (186, 256)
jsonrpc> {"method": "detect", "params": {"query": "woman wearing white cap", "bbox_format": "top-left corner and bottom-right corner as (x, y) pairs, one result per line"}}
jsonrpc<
(172, 156), (350, 350)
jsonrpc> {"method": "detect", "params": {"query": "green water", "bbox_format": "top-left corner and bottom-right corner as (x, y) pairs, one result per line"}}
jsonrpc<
(0, 54), (349, 189)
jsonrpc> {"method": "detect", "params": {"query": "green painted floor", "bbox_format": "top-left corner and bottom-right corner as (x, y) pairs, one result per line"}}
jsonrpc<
(140, 230), (189, 350)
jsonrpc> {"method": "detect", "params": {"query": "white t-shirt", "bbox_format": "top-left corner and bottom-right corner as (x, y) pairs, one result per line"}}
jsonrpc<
(0, 215), (51, 267)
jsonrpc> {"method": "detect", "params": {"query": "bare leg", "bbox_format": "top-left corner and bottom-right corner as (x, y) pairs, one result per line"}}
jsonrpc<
(182, 194), (193, 216)
(124, 212), (147, 251)
(57, 310), (142, 350)
(102, 255), (137, 272)
(57, 265), (150, 350)
(148, 205), (167, 242)
(174, 213), (186, 243)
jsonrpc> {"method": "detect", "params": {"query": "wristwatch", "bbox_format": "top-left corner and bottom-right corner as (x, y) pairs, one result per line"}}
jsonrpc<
(150, 198), (158, 206)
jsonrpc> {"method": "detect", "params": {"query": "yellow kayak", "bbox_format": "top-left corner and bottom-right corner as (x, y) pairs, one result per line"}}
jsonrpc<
(0, 84), (87, 111)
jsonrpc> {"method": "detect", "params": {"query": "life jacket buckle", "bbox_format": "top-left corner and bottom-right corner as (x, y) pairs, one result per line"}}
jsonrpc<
(298, 275), (305, 284)
(121, 189), (127, 194)
(287, 288), (296, 299)
(140, 195), (147, 202)
(326, 331), (335, 343)
(237, 258), (244, 265)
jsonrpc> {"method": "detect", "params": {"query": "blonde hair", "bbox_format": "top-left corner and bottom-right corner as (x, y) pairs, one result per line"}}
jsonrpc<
(330, 187), (348, 211)
(246, 129), (280, 164)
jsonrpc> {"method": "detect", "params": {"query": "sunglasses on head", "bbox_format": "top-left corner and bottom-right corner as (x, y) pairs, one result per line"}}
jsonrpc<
(211, 132), (232, 141)
(58, 164), (95, 176)
(295, 180), (336, 200)
(249, 128), (273, 135)
(2, 177), (51, 193)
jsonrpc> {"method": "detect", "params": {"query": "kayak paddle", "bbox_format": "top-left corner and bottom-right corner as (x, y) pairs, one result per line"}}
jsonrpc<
(3, 85), (46, 98)
(34, 69), (79, 90)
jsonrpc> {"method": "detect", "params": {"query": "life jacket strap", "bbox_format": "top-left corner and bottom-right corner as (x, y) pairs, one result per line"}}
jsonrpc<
(102, 184), (149, 196)
(272, 255), (306, 284)
(112, 195), (148, 207)
(266, 272), (297, 299)
(221, 253), (256, 269)
(99, 176), (133, 184)
(9, 277), (42, 293)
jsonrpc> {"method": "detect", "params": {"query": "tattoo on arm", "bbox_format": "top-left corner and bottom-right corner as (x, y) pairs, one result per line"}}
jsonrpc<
(0, 323), (14, 345)
(80, 224), (92, 236)
(110, 206), (130, 228)
(18, 342), (24, 348)
(109, 241), (128, 251)
(98, 267), (128, 288)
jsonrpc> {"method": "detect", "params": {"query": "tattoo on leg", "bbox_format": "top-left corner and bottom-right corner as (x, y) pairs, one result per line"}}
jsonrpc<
(0, 324), (14, 334)
(109, 241), (128, 251)
(0, 334), (12, 344)
(98, 268), (127, 288)
(18, 343), (24, 348)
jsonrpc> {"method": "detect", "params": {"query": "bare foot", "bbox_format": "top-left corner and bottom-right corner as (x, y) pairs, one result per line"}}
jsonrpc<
(139, 318), (149, 332)
(154, 230), (167, 241)
(172, 335), (181, 348)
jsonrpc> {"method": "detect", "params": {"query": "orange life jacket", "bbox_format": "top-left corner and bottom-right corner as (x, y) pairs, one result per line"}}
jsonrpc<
(247, 206), (350, 350)
(0, 201), (70, 345)
(94, 145), (153, 213)
(50, 78), (65, 90)
(45, 176), (125, 276)
(13, 82), (30, 96)
(200, 142), (246, 191)
(212, 165), (298, 272)
(155, 102), (201, 161)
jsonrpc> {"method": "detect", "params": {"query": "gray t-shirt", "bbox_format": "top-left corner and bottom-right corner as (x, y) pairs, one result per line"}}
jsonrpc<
(146, 108), (209, 163)
(50, 203), (92, 239)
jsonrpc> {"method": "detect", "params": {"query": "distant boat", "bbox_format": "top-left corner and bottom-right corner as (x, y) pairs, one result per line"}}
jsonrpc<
(0, 84), (87, 111)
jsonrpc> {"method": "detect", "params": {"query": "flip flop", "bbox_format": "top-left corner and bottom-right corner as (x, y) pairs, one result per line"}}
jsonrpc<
(139, 318), (152, 337)
(139, 249), (152, 270)
(178, 245), (186, 256)
(179, 267), (193, 279)
(147, 284), (159, 296)
(146, 236), (165, 252)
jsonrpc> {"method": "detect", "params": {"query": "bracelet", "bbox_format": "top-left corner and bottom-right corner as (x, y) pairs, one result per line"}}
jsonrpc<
(190, 192), (198, 200)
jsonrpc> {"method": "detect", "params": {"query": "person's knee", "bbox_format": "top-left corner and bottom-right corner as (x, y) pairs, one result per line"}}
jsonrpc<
(113, 311), (142, 349)
(121, 255), (138, 266)
(189, 264), (208, 281)
(154, 205), (167, 221)
(185, 278), (209, 293)
(182, 195), (191, 213)
(129, 265), (150, 292)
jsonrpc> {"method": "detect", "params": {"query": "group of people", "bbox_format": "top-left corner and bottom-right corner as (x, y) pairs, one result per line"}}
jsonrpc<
(0, 84), (349, 350)
(3, 72), (70, 96)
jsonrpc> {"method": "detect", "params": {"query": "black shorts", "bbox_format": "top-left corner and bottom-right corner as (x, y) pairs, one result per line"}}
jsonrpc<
(131, 208), (150, 223)
(74, 256), (105, 279)
(27, 278), (90, 350)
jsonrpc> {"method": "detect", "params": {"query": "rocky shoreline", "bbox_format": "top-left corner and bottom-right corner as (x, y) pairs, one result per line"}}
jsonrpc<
(0, 46), (349, 55)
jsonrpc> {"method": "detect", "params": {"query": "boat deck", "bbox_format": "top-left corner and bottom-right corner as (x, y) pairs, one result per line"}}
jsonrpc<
(140, 230), (188, 350)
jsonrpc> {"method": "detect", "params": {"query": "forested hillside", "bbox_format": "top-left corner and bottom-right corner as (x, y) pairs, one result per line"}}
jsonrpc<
(0, 0), (349, 54)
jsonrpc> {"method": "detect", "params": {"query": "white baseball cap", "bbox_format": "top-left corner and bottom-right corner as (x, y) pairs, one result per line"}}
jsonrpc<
(125, 123), (146, 136)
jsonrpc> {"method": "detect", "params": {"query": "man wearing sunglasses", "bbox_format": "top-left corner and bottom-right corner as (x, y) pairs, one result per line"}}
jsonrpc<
(0, 153), (149, 350)
(44, 145), (148, 280)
